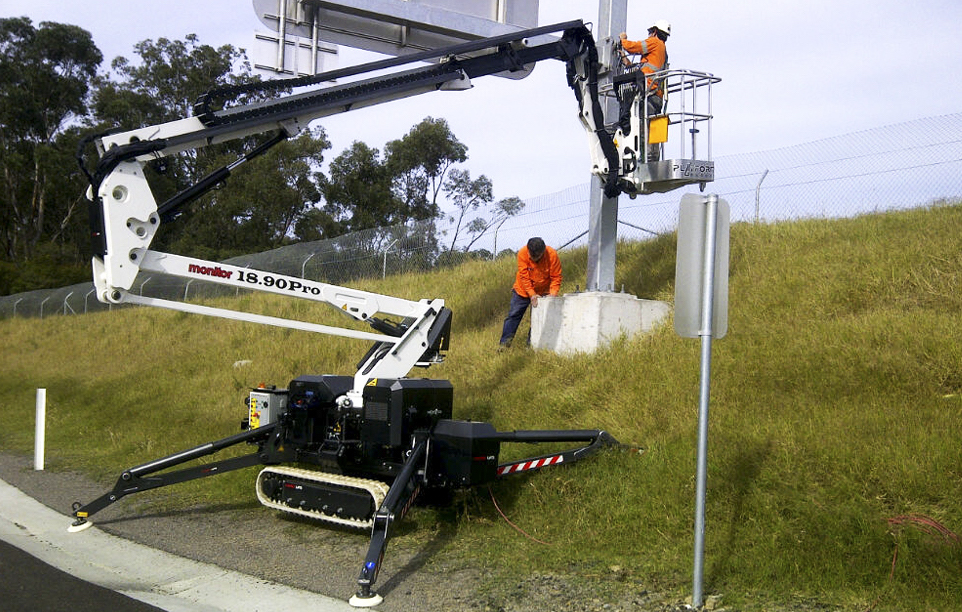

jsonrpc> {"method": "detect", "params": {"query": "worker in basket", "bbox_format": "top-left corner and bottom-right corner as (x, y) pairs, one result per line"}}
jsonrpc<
(616, 19), (670, 137)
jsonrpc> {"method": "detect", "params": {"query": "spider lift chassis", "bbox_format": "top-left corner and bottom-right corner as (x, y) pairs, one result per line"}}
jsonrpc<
(69, 419), (616, 606)
(67, 18), (639, 608)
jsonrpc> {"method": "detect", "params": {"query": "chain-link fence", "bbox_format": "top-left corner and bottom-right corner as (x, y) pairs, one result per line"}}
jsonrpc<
(491, 112), (962, 252)
(3, 112), (961, 319)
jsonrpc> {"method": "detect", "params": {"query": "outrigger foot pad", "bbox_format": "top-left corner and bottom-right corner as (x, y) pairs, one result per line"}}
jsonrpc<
(349, 592), (384, 608)
(68, 501), (93, 532)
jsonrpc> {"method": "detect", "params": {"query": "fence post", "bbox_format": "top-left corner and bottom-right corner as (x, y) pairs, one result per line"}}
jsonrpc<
(755, 169), (770, 223)
(40, 296), (50, 319)
(84, 288), (95, 314)
(492, 217), (510, 260)
(382, 239), (398, 279)
(14, 297), (23, 317)
(63, 292), (75, 315)
(301, 252), (317, 278)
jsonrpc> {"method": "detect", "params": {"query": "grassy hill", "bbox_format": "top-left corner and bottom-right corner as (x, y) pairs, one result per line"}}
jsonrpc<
(2, 203), (961, 610)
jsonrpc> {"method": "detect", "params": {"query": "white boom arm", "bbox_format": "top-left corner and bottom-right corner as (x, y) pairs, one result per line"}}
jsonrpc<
(81, 22), (627, 405)
(91, 157), (449, 409)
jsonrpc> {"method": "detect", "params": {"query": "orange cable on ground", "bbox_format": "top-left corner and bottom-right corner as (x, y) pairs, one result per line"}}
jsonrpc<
(887, 514), (960, 544)
(488, 485), (552, 546)
(865, 514), (960, 612)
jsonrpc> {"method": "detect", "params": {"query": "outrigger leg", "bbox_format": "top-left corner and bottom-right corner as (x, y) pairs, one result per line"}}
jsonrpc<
(493, 429), (618, 477)
(350, 436), (429, 607)
(69, 423), (283, 532)
(347, 427), (617, 607)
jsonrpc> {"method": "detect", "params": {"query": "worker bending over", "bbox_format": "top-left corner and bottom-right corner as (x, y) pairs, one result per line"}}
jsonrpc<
(499, 237), (562, 348)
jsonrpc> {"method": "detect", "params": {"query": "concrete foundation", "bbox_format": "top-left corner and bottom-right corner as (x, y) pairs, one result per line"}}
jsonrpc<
(530, 292), (670, 355)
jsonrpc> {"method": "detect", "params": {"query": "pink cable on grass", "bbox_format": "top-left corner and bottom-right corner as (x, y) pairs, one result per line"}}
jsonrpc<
(887, 514), (960, 544)
(864, 514), (957, 612)
(488, 485), (553, 546)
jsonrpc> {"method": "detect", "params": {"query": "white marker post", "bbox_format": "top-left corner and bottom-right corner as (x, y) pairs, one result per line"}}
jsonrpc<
(675, 194), (730, 608)
(35, 388), (47, 471)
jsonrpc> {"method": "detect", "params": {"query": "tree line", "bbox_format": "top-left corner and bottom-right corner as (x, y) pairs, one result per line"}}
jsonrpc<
(0, 17), (523, 295)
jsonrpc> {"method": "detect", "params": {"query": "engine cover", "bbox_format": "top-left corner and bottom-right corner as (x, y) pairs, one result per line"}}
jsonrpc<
(360, 378), (453, 449)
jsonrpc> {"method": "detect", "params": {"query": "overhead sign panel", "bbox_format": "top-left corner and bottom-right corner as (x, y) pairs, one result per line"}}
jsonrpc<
(252, 29), (338, 76)
(253, 0), (539, 58)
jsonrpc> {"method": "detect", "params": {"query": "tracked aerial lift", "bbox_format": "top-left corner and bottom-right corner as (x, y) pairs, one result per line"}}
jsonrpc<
(69, 21), (718, 606)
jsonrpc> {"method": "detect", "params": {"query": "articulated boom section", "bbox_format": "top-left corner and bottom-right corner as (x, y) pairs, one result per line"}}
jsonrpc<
(79, 21), (605, 408)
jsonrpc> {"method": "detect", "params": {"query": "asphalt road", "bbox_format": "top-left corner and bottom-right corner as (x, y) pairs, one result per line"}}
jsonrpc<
(0, 538), (166, 612)
(0, 475), (357, 612)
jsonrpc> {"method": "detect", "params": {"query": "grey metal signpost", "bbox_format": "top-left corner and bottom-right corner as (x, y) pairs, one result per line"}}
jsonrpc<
(675, 193), (730, 608)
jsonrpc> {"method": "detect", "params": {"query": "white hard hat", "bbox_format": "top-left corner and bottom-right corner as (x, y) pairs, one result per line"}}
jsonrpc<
(651, 20), (671, 36)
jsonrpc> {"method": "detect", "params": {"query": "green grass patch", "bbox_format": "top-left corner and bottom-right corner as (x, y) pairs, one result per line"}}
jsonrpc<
(3, 202), (962, 610)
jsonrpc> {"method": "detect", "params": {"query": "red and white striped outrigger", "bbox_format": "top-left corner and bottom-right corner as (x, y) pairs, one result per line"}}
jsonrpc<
(493, 429), (618, 478)
(498, 454), (564, 476)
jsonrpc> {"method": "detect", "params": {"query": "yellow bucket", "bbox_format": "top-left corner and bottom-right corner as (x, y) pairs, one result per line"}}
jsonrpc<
(648, 116), (669, 144)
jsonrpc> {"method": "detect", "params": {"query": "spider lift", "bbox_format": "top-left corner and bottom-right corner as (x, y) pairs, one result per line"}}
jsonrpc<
(68, 21), (717, 607)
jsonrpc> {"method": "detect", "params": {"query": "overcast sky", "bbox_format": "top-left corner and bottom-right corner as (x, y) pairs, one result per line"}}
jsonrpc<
(6, 0), (962, 202)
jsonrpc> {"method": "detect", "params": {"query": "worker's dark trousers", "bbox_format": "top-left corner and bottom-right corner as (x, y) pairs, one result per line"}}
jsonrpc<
(618, 91), (663, 134)
(499, 290), (531, 346)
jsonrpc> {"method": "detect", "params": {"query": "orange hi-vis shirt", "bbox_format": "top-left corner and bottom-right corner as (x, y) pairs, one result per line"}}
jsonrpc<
(513, 245), (562, 298)
(621, 34), (667, 94)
